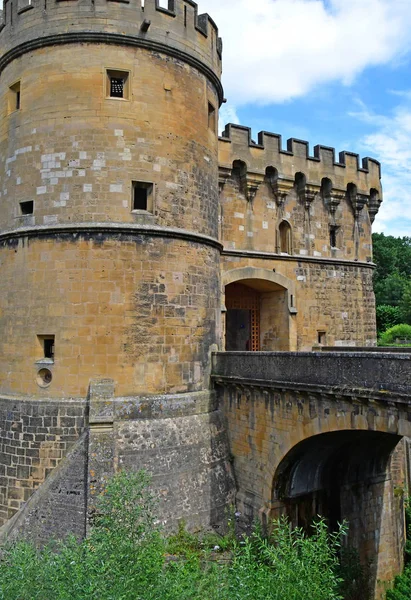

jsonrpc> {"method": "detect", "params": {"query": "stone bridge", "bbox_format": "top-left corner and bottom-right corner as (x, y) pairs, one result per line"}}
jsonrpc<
(212, 351), (411, 599)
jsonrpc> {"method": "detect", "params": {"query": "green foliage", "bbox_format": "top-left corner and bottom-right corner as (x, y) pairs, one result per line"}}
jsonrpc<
(386, 497), (411, 599)
(375, 273), (408, 309)
(379, 324), (411, 346)
(376, 305), (402, 335)
(0, 470), (350, 600)
(399, 281), (411, 325)
(372, 234), (411, 332)
(373, 234), (411, 284)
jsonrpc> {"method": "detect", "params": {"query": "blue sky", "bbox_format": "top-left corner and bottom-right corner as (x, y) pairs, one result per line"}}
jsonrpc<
(199, 0), (411, 238)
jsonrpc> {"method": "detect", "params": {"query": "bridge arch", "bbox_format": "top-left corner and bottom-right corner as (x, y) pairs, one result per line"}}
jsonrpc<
(213, 350), (411, 597)
(222, 267), (297, 351)
(268, 429), (404, 598)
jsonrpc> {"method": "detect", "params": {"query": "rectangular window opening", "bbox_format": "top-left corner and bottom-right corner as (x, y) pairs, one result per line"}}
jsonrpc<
(20, 200), (33, 215)
(9, 81), (21, 113)
(132, 181), (153, 212)
(318, 331), (326, 345)
(38, 335), (55, 361)
(330, 226), (338, 248)
(106, 69), (130, 100)
(208, 102), (216, 132)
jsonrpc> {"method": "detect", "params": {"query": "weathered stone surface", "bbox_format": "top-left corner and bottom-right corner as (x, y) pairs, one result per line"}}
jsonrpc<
(0, 432), (88, 545)
(213, 353), (411, 598)
(0, 398), (87, 526)
(0, 5), (395, 600)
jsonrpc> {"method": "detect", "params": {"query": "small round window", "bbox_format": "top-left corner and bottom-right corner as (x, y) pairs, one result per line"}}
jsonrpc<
(37, 368), (52, 388)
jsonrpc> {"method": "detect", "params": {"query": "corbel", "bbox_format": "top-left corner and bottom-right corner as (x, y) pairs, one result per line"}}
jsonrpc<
(245, 174), (262, 203)
(265, 176), (293, 207)
(273, 179), (294, 207)
(218, 166), (231, 193)
(300, 185), (319, 211)
(368, 194), (382, 224)
(350, 193), (369, 219)
(327, 191), (345, 223)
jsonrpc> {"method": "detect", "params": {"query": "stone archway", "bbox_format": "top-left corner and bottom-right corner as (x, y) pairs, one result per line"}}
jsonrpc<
(222, 267), (297, 351)
(270, 430), (405, 597)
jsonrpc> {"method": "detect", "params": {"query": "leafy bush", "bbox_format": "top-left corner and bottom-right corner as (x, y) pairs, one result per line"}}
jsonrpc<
(376, 305), (402, 336)
(379, 324), (411, 346)
(0, 470), (349, 600)
(400, 281), (411, 325)
(386, 497), (411, 599)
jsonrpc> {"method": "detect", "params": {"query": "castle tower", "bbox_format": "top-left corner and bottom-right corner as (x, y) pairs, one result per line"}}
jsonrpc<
(0, 0), (234, 532)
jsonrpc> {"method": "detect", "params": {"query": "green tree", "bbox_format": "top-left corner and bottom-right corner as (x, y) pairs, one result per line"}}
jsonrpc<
(374, 272), (407, 307)
(376, 305), (402, 335)
(400, 281), (411, 325)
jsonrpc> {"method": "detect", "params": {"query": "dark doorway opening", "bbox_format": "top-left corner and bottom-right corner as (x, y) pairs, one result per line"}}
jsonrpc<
(225, 283), (260, 351)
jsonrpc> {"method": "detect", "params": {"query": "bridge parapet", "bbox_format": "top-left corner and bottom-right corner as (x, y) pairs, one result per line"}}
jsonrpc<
(212, 351), (411, 398)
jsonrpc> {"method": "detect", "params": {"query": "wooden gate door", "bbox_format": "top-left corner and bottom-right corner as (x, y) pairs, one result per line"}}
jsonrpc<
(225, 283), (260, 351)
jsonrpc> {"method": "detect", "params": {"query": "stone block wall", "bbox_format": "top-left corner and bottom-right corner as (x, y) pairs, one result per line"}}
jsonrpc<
(0, 235), (220, 399)
(0, 397), (87, 525)
(221, 257), (376, 350)
(0, 432), (88, 546)
(88, 388), (236, 531)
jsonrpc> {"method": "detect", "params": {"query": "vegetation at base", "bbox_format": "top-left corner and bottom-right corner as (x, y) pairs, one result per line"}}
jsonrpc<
(372, 234), (411, 337)
(386, 500), (411, 599)
(379, 324), (411, 346)
(0, 470), (354, 600)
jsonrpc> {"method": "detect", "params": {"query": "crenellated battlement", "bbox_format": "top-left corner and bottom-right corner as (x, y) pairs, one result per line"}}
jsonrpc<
(219, 124), (382, 200)
(0, 0), (223, 101)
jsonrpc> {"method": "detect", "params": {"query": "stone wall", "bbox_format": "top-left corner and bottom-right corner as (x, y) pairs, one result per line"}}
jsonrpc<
(0, 432), (88, 545)
(0, 397), (86, 526)
(221, 258), (376, 350)
(212, 350), (411, 393)
(0, 235), (220, 399)
(213, 352), (411, 596)
(88, 386), (236, 531)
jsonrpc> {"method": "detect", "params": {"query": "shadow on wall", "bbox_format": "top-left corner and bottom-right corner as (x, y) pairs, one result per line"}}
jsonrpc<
(271, 430), (404, 598)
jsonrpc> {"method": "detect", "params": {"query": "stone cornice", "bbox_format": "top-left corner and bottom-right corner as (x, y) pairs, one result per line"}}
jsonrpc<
(0, 31), (224, 105)
(0, 222), (223, 251)
(212, 375), (411, 406)
(222, 248), (375, 269)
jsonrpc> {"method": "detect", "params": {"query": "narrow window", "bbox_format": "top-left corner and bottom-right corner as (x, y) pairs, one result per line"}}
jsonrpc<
(208, 102), (216, 132)
(106, 70), (130, 100)
(20, 200), (33, 215)
(132, 181), (154, 212)
(318, 331), (326, 345)
(38, 335), (55, 361)
(9, 81), (21, 113)
(184, 5), (187, 26)
(279, 221), (292, 254)
(330, 226), (339, 248)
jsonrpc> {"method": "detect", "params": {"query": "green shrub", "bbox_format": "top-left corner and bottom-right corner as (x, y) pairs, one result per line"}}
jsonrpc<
(376, 305), (402, 336)
(379, 324), (411, 346)
(0, 470), (349, 600)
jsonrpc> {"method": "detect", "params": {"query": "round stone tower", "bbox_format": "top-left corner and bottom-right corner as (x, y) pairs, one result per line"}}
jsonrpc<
(0, 0), (234, 531)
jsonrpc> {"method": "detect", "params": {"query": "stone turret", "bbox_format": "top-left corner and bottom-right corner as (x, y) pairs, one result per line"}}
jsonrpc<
(0, 0), (234, 532)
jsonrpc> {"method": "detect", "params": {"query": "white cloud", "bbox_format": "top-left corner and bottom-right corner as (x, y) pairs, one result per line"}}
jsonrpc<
(218, 103), (240, 133)
(353, 99), (411, 236)
(199, 0), (411, 105)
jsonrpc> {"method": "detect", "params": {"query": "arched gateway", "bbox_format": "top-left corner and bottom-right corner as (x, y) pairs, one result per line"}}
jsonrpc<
(222, 267), (297, 352)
